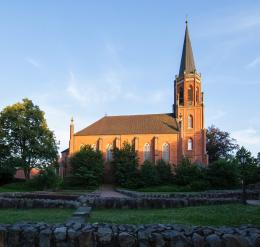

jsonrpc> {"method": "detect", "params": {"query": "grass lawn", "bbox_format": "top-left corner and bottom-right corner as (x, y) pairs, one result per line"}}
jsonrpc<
(0, 182), (96, 194)
(136, 184), (205, 193)
(89, 204), (260, 226)
(0, 208), (74, 224)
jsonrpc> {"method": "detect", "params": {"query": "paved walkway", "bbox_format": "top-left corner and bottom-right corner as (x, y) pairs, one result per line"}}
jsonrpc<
(247, 200), (260, 206)
(98, 184), (129, 198)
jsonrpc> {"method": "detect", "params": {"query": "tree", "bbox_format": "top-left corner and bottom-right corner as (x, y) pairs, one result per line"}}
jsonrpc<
(155, 159), (173, 184)
(139, 161), (160, 187)
(257, 152), (260, 165)
(236, 147), (260, 185)
(111, 142), (139, 188)
(206, 125), (239, 163)
(0, 99), (58, 179)
(69, 145), (103, 186)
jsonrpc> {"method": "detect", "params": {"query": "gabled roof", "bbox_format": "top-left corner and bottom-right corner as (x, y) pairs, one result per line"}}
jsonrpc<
(179, 21), (196, 76)
(75, 113), (179, 136)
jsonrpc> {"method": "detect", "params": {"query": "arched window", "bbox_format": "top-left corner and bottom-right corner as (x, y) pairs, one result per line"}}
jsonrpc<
(162, 143), (170, 162)
(91, 144), (96, 151)
(196, 87), (199, 103)
(188, 115), (193, 129)
(144, 143), (150, 161)
(106, 144), (113, 161)
(179, 87), (184, 105)
(188, 138), (193, 151)
(188, 86), (193, 104)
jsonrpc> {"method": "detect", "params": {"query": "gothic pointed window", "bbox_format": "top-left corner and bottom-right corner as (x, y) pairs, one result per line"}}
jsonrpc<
(188, 138), (193, 151)
(188, 115), (193, 129)
(179, 86), (184, 105)
(162, 143), (170, 162)
(188, 86), (193, 105)
(144, 143), (150, 161)
(106, 144), (113, 161)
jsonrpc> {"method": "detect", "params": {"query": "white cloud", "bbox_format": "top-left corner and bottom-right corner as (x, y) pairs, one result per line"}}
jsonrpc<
(232, 128), (260, 155)
(25, 57), (41, 68)
(207, 110), (226, 123)
(246, 56), (260, 69)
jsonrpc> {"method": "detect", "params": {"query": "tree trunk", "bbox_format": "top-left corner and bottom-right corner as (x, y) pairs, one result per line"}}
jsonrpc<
(24, 168), (31, 180)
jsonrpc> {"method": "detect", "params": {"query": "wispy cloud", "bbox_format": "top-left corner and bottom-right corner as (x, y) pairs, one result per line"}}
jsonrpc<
(207, 110), (226, 123)
(25, 57), (41, 68)
(232, 128), (260, 155)
(246, 56), (260, 69)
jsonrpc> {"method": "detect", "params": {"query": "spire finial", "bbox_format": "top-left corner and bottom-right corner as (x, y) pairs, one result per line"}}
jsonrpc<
(70, 117), (74, 124)
(185, 15), (188, 25)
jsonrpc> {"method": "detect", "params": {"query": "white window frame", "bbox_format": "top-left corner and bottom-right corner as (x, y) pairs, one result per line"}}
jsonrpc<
(144, 143), (150, 161)
(162, 143), (170, 162)
(188, 138), (193, 151)
(106, 144), (113, 161)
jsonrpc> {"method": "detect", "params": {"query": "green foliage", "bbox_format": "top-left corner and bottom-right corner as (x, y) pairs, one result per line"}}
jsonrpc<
(0, 163), (16, 185)
(139, 161), (160, 187)
(112, 142), (139, 189)
(155, 159), (173, 184)
(207, 125), (239, 163)
(205, 159), (239, 189)
(0, 99), (58, 179)
(28, 167), (61, 190)
(69, 145), (104, 186)
(174, 157), (205, 186)
(236, 146), (260, 185)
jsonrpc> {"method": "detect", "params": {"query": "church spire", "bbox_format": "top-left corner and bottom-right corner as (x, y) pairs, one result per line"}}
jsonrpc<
(179, 19), (196, 76)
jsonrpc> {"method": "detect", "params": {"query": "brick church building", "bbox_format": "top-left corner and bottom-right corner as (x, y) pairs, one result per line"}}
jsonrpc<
(60, 21), (208, 179)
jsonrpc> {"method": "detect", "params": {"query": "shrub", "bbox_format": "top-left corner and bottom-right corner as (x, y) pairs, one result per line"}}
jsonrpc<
(0, 161), (16, 185)
(112, 142), (139, 189)
(139, 161), (160, 187)
(69, 145), (103, 186)
(155, 159), (173, 184)
(28, 167), (61, 190)
(206, 159), (239, 189)
(174, 157), (205, 186)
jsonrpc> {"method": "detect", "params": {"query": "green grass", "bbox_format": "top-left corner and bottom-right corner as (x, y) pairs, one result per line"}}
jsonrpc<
(0, 208), (74, 224)
(89, 204), (260, 226)
(0, 182), (36, 192)
(136, 184), (203, 193)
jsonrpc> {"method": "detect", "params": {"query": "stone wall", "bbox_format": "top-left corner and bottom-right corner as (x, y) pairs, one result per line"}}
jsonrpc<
(0, 198), (79, 209)
(81, 197), (240, 209)
(0, 223), (259, 247)
(116, 189), (260, 200)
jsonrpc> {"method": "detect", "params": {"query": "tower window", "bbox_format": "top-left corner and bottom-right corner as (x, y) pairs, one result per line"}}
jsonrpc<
(188, 86), (193, 104)
(144, 143), (150, 161)
(188, 115), (193, 128)
(162, 143), (170, 162)
(106, 144), (113, 161)
(188, 138), (193, 151)
(179, 87), (184, 105)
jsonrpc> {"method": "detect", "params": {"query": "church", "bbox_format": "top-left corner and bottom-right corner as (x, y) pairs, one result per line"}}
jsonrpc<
(60, 21), (208, 179)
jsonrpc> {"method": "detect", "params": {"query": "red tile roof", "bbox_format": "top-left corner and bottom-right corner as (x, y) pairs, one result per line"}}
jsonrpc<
(75, 113), (179, 136)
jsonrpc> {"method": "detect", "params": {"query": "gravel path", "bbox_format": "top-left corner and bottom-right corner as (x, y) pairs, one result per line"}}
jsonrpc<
(98, 184), (129, 198)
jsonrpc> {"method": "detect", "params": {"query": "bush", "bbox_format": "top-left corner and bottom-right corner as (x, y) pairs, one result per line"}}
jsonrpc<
(0, 161), (16, 185)
(70, 145), (103, 186)
(139, 161), (160, 187)
(206, 159), (239, 189)
(174, 157), (205, 186)
(155, 159), (173, 184)
(112, 142), (139, 189)
(28, 167), (61, 190)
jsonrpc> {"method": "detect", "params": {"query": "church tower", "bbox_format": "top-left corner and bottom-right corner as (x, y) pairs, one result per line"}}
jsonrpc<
(174, 20), (208, 164)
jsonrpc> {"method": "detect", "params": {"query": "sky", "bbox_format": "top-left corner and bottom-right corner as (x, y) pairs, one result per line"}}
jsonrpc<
(0, 1), (260, 156)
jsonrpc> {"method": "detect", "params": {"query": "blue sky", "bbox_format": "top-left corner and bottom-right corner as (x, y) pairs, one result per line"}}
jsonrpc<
(0, 1), (260, 156)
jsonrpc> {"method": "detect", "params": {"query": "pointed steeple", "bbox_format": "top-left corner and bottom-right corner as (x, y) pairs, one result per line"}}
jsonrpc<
(179, 19), (196, 76)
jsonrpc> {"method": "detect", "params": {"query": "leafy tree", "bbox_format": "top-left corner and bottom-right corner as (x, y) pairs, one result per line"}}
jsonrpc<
(111, 142), (139, 189)
(174, 157), (205, 186)
(257, 152), (260, 165)
(140, 161), (160, 187)
(155, 159), (173, 184)
(69, 145), (103, 186)
(206, 159), (239, 189)
(236, 147), (260, 185)
(207, 125), (239, 163)
(0, 99), (58, 179)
